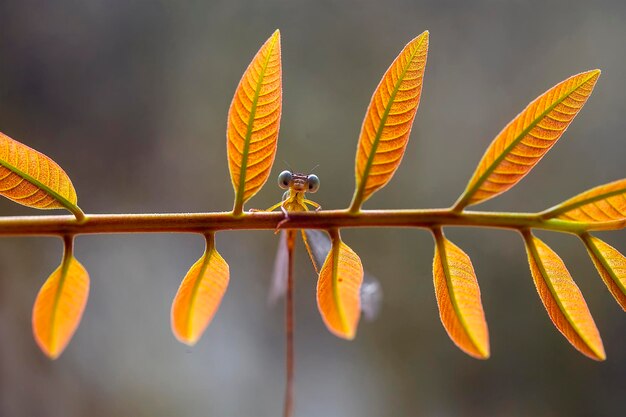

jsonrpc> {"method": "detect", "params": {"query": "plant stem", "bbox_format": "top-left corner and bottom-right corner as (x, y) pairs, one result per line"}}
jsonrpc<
(0, 209), (621, 237)
(284, 230), (296, 417)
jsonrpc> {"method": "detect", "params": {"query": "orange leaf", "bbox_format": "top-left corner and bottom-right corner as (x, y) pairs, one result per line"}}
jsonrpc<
(350, 31), (429, 211)
(581, 234), (626, 311)
(32, 238), (89, 359)
(171, 234), (230, 345)
(454, 70), (600, 210)
(0, 131), (82, 219)
(541, 178), (626, 223)
(523, 233), (605, 360)
(227, 30), (282, 215)
(432, 229), (489, 359)
(316, 231), (363, 339)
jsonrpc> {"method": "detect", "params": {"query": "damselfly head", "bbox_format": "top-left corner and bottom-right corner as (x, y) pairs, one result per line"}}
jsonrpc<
(277, 170), (320, 194)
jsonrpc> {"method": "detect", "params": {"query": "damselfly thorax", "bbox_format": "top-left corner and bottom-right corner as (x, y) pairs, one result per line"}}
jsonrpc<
(267, 170), (320, 213)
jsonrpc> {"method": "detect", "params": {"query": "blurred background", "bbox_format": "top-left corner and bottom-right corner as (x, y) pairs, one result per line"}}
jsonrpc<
(0, 1), (625, 416)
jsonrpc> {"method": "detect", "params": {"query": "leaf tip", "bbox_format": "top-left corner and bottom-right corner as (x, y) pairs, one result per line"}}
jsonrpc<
(271, 29), (281, 52)
(585, 337), (606, 361)
(593, 347), (607, 362)
(171, 323), (199, 347)
(583, 68), (601, 85)
(332, 326), (357, 341)
(317, 294), (360, 341)
(32, 327), (62, 359)
(170, 307), (198, 346)
(268, 29), (281, 48)
(469, 338), (490, 360)
(408, 30), (429, 51)
(322, 326), (357, 341)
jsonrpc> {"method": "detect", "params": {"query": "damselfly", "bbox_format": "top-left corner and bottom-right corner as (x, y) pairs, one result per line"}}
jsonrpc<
(264, 170), (382, 417)
(268, 170), (383, 319)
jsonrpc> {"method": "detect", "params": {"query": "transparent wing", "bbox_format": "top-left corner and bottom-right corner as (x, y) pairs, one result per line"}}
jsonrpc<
(268, 231), (288, 305)
(302, 229), (330, 273)
(360, 273), (383, 321)
(303, 229), (383, 321)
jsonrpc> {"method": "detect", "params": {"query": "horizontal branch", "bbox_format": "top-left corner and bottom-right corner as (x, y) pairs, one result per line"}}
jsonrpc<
(0, 209), (622, 237)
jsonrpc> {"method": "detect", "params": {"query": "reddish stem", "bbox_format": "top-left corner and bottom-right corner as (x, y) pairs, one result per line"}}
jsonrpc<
(284, 230), (296, 417)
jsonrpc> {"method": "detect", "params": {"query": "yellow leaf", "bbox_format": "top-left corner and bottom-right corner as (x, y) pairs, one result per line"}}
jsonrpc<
(0, 131), (83, 219)
(541, 178), (626, 223)
(581, 234), (626, 311)
(316, 231), (363, 339)
(227, 30), (282, 215)
(523, 233), (605, 360)
(171, 234), (230, 345)
(454, 70), (600, 210)
(432, 229), (489, 359)
(32, 238), (89, 359)
(350, 31), (429, 211)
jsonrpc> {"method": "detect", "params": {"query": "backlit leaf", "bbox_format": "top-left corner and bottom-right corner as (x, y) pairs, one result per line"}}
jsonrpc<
(171, 234), (230, 345)
(581, 234), (626, 311)
(303, 229), (383, 321)
(454, 70), (600, 210)
(350, 31), (429, 211)
(316, 231), (363, 339)
(0, 131), (83, 219)
(541, 178), (626, 223)
(523, 233), (605, 360)
(432, 229), (489, 359)
(227, 30), (282, 215)
(32, 238), (89, 359)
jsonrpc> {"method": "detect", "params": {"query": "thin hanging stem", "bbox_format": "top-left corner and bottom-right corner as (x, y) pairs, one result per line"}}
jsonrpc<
(284, 230), (296, 417)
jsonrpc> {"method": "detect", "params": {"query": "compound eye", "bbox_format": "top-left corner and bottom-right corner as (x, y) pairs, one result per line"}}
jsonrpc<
(307, 174), (320, 193)
(278, 170), (292, 189)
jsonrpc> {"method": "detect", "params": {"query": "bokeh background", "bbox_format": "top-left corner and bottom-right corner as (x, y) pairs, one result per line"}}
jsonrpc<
(0, 1), (625, 416)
